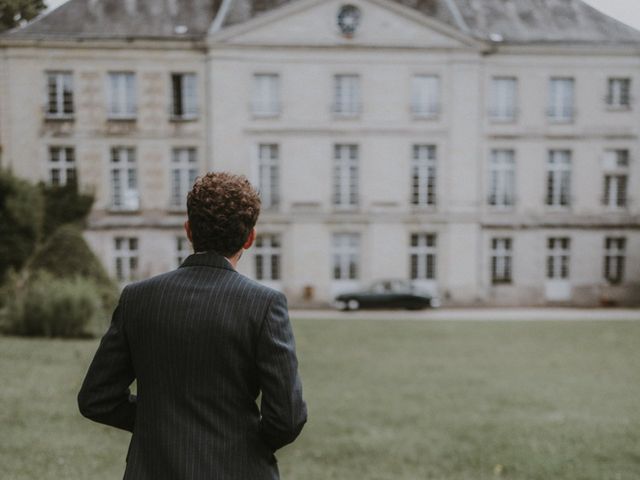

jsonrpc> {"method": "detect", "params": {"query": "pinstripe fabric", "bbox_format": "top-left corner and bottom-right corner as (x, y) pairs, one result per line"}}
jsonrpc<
(78, 251), (307, 480)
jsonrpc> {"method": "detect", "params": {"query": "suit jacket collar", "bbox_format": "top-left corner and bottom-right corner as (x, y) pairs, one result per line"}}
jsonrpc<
(179, 250), (236, 272)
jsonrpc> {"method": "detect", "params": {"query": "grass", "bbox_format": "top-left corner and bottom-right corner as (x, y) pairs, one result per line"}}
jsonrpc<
(1, 319), (640, 480)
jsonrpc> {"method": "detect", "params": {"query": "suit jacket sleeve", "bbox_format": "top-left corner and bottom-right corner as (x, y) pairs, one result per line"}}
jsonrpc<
(256, 291), (307, 451)
(77, 288), (137, 432)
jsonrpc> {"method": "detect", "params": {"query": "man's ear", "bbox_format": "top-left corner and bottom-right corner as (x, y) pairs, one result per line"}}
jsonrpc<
(242, 227), (256, 250)
(184, 220), (193, 244)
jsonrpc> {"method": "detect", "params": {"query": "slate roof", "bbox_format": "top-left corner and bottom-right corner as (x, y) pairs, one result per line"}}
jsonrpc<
(5, 0), (640, 45)
(6, 0), (223, 39)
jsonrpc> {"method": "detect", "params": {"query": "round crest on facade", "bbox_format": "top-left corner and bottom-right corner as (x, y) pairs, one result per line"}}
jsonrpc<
(337, 4), (361, 38)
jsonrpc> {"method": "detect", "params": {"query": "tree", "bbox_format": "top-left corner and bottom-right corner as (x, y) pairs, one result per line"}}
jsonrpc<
(0, 0), (46, 32)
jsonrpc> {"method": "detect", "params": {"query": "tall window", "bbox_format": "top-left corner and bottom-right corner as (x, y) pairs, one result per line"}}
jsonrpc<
(607, 78), (631, 109)
(411, 145), (437, 206)
(409, 233), (436, 280)
(548, 77), (575, 122)
(171, 73), (198, 119)
(333, 144), (359, 208)
(602, 149), (629, 209)
(48, 147), (76, 186)
(490, 77), (517, 122)
(488, 149), (515, 207)
(176, 236), (191, 267)
(252, 74), (280, 117)
(114, 237), (138, 282)
(332, 233), (360, 280)
(108, 72), (136, 118)
(110, 147), (139, 210)
(333, 75), (361, 116)
(170, 148), (198, 209)
(604, 237), (625, 284)
(411, 75), (440, 118)
(546, 150), (571, 208)
(490, 238), (513, 284)
(547, 237), (570, 280)
(46, 72), (74, 117)
(257, 144), (279, 209)
(255, 234), (281, 281)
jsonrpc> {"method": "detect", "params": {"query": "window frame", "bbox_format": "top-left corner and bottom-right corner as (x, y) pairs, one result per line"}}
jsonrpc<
(107, 72), (137, 120)
(548, 77), (575, 123)
(332, 232), (360, 281)
(251, 73), (281, 118)
(333, 144), (359, 209)
(45, 71), (74, 119)
(254, 234), (282, 282)
(489, 76), (518, 123)
(170, 73), (199, 121)
(333, 74), (361, 118)
(114, 236), (139, 282)
(490, 237), (513, 285)
(488, 149), (516, 208)
(48, 146), (76, 186)
(409, 233), (437, 280)
(110, 146), (139, 211)
(410, 74), (441, 119)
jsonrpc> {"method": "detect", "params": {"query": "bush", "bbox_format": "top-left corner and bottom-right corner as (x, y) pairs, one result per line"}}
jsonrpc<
(4, 271), (100, 338)
(0, 168), (44, 281)
(39, 180), (94, 237)
(29, 224), (118, 310)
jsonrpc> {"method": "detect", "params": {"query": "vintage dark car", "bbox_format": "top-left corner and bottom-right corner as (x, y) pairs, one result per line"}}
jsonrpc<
(332, 279), (441, 311)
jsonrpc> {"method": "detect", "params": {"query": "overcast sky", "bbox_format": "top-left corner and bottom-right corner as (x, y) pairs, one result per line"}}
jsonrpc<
(45, 0), (640, 32)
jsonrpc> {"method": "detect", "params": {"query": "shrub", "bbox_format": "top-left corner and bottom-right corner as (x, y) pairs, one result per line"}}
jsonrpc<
(4, 271), (100, 338)
(29, 224), (118, 310)
(39, 180), (94, 237)
(0, 168), (44, 281)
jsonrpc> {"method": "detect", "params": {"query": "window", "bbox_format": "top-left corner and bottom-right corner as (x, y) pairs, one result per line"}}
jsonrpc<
(256, 144), (280, 209)
(333, 75), (361, 116)
(110, 147), (139, 210)
(170, 148), (198, 209)
(48, 147), (76, 186)
(548, 78), (575, 122)
(488, 149), (515, 207)
(546, 150), (571, 208)
(114, 237), (138, 282)
(490, 237), (513, 284)
(252, 74), (280, 117)
(607, 78), (631, 108)
(604, 237), (625, 284)
(411, 145), (437, 206)
(108, 72), (136, 118)
(171, 73), (198, 119)
(333, 144), (359, 208)
(255, 234), (281, 281)
(332, 233), (360, 280)
(46, 72), (74, 117)
(176, 236), (191, 267)
(547, 237), (570, 279)
(411, 75), (440, 118)
(410, 233), (436, 280)
(490, 77), (517, 121)
(602, 149), (629, 209)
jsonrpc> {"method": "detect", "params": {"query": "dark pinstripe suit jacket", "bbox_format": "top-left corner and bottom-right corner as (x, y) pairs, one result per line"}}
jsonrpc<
(78, 251), (307, 480)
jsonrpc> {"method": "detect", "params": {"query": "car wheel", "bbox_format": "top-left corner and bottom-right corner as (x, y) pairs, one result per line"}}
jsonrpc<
(347, 299), (360, 311)
(334, 300), (347, 311)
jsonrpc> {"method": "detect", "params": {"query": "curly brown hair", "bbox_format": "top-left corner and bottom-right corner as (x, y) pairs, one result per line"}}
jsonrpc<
(186, 172), (261, 256)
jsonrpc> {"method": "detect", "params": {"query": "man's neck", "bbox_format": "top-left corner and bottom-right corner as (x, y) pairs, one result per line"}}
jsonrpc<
(194, 250), (240, 269)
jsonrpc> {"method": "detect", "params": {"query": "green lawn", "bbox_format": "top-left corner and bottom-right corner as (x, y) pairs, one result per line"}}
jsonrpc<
(1, 319), (640, 480)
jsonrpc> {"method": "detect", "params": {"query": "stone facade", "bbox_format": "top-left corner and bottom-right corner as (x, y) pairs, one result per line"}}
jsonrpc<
(1, 0), (639, 306)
